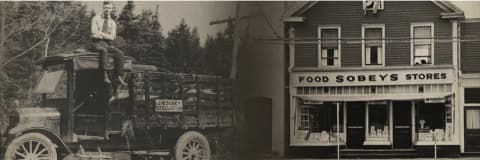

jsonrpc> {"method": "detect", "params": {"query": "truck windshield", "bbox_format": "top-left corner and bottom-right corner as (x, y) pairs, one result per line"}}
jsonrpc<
(33, 65), (67, 99)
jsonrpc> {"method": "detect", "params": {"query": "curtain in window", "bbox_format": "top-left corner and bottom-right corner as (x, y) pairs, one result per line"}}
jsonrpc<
(467, 109), (480, 129)
(365, 28), (382, 47)
(321, 29), (338, 48)
(414, 26), (432, 44)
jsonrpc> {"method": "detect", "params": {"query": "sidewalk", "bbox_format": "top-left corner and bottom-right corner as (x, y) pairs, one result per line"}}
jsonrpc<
(267, 158), (480, 160)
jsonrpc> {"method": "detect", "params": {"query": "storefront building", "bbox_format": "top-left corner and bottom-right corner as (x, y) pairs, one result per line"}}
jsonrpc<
(283, 1), (464, 158)
(459, 19), (480, 154)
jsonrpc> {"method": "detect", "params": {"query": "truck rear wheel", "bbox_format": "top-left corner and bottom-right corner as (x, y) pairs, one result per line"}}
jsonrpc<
(174, 131), (211, 160)
(4, 133), (57, 160)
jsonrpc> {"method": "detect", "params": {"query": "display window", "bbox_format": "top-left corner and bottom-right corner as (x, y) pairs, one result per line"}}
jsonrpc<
(415, 99), (453, 142)
(365, 102), (391, 145)
(293, 99), (345, 145)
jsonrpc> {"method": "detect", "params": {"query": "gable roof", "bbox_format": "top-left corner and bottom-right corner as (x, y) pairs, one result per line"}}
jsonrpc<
(285, 1), (464, 19)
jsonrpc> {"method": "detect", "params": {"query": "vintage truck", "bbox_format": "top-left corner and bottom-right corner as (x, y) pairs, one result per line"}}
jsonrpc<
(1, 52), (234, 160)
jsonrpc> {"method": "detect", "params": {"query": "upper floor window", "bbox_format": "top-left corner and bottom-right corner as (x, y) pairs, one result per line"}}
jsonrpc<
(318, 26), (341, 67)
(411, 23), (434, 65)
(362, 24), (385, 66)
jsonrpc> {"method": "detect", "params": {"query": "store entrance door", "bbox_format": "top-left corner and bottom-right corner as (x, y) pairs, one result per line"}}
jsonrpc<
(347, 102), (365, 148)
(393, 101), (412, 148)
(465, 108), (480, 152)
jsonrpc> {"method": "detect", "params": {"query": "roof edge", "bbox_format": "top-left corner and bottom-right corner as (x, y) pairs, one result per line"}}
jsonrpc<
(285, 1), (464, 19)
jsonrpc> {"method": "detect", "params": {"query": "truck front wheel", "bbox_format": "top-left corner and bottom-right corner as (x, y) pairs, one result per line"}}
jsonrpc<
(4, 133), (57, 160)
(174, 131), (211, 160)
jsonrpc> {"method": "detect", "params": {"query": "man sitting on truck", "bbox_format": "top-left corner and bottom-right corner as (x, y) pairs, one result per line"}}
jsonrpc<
(90, 1), (127, 86)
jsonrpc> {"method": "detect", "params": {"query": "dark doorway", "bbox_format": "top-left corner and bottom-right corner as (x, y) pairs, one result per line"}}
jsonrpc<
(393, 101), (412, 148)
(242, 98), (272, 157)
(347, 102), (365, 148)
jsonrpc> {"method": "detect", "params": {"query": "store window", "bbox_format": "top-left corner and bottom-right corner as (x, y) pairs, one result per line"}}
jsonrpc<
(362, 25), (384, 66)
(415, 100), (453, 142)
(294, 101), (345, 145)
(319, 27), (340, 67)
(365, 102), (390, 144)
(412, 23), (434, 65)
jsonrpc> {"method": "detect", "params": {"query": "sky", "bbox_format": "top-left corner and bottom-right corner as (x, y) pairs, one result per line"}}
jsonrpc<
(84, 1), (480, 46)
(84, 1), (237, 45)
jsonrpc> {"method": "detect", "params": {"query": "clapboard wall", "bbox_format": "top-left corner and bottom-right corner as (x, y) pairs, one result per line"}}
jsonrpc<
(293, 1), (453, 67)
(461, 22), (480, 73)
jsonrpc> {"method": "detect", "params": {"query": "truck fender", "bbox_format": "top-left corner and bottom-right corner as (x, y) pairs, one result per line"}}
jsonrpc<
(9, 128), (73, 154)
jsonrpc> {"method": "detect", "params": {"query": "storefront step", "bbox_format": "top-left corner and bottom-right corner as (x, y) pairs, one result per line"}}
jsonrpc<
(340, 149), (416, 159)
(414, 146), (460, 158)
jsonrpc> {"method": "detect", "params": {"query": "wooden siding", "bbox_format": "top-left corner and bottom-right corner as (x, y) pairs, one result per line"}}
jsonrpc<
(461, 22), (480, 73)
(293, 1), (452, 67)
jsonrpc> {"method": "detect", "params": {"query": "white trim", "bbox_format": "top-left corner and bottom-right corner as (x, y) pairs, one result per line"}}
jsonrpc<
(365, 103), (369, 139)
(389, 101), (393, 144)
(410, 22), (435, 66)
(452, 20), (458, 69)
(318, 25), (341, 68)
(412, 101), (416, 144)
(282, 16), (305, 23)
(361, 24), (385, 67)
(290, 95), (296, 143)
(460, 84), (465, 152)
(288, 25), (295, 72)
(464, 104), (480, 107)
(344, 102), (347, 142)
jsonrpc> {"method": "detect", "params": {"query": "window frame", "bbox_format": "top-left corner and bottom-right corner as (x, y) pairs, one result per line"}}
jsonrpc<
(361, 24), (385, 67)
(411, 22), (435, 66)
(318, 25), (341, 68)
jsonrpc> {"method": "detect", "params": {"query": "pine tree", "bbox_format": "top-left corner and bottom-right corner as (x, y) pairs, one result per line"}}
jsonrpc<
(165, 18), (202, 73)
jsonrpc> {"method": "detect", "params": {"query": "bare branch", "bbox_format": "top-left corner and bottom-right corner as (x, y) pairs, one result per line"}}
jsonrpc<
(0, 38), (47, 68)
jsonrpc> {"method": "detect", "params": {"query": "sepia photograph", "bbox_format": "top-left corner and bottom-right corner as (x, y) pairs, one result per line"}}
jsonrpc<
(0, 0), (480, 160)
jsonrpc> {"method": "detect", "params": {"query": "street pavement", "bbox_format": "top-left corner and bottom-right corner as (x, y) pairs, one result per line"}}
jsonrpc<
(266, 158), (480, 160)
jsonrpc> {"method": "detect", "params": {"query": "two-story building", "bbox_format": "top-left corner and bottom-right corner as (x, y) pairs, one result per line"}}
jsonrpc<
(283, 1), (465, 158)
(459, 19), (480, 154)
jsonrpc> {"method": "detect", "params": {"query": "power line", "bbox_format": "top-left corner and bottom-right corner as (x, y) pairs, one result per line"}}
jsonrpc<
(254, 39), (480, 45)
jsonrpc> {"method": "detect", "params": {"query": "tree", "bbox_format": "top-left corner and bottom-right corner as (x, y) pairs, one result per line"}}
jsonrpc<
(116, 2), (167, 69)
(165, 18), (202, 73)
(205, 27), (234, 76)
(118, 1), (136, 39)
(0, 1), (92, 106)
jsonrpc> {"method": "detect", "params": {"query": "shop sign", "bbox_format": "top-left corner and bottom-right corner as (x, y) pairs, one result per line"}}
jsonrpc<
(292, 68), (454, 87)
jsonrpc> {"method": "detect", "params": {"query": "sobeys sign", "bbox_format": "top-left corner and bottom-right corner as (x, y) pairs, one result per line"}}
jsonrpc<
(291, 68), (454, 87)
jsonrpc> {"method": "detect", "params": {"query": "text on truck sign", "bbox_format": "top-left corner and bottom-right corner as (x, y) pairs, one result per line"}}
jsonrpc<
(154, 99), (183, 112)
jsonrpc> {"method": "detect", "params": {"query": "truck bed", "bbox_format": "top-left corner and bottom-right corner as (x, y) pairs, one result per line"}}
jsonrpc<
(131, 71), (234, 129)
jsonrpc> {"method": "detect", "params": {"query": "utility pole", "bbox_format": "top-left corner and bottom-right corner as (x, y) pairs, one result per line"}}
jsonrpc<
(209, 3), (259, 80)
(0, 1), (6, 64)
(229, 3), (241, 80)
